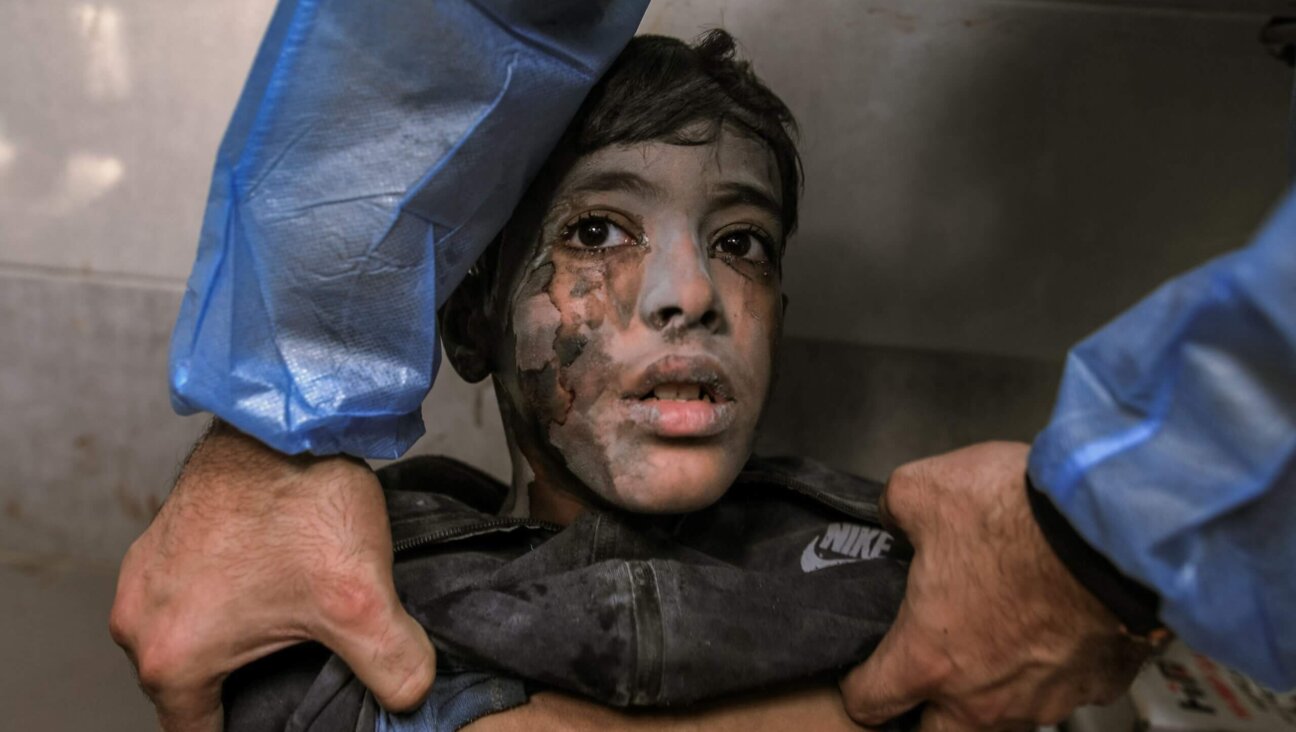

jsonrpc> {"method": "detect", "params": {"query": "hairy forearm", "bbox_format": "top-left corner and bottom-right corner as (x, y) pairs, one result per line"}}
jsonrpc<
(187, 419), (366, 485)
(111, 418), (434, 732)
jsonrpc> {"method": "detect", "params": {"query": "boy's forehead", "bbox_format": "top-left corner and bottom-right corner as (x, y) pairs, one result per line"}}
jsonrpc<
(558, 132), (783, 206)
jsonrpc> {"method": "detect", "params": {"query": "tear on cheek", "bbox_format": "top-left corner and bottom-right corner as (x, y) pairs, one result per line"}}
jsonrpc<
(548, 333), (619, 494)
(717, 254), (777, 285)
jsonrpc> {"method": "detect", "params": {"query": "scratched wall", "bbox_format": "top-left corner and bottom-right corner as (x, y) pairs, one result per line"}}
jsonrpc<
(0, 1), (1292, 728)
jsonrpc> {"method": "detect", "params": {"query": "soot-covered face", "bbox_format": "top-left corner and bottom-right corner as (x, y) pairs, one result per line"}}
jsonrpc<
(486, 129), (786, 518)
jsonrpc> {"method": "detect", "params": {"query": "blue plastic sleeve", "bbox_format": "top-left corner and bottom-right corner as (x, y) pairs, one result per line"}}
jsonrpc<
(1029, 187), (1296, 690)
(169, 0), (648, 458)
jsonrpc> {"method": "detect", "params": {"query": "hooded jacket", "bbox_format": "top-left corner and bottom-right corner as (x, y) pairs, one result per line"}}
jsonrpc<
(225, 454), (910, 730)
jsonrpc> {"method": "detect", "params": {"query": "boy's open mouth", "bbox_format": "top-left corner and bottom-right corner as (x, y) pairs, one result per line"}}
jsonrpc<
(622, 356), (737, 438)
(640, 382), (720, 403)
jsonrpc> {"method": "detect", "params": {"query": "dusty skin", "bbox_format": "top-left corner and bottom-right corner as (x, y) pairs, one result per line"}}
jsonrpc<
(444, 128), (787, 525)
(436, 131), (876, 728)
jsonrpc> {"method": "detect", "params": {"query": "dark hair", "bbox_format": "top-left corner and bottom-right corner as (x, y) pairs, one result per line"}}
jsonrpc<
(562, 30), (802, 236)
(472, 30), (801, 302)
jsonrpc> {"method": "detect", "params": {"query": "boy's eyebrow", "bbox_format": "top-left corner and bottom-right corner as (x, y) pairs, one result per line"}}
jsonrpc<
(708, 181), (783, 224)
(562, 170), (666, 201)
(559, 172), (782, 225)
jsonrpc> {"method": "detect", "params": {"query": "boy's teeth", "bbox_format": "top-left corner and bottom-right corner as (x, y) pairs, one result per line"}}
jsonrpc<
(652, 383), (702, 401)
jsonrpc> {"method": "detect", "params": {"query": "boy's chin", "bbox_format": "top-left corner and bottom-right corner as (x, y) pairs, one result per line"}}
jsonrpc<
(599, 443), (747, 514)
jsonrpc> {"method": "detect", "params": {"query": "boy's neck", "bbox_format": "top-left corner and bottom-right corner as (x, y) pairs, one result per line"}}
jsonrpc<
(526, 482), (588, 526)
(502, 430), (588, 526)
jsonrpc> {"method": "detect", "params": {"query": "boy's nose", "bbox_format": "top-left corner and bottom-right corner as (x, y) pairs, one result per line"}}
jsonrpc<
(638, 233), (724, 334)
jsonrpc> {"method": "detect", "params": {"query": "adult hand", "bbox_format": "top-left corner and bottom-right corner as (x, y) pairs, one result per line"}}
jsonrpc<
(109, 421), (435, 731)
(840, 442), (1146, 731)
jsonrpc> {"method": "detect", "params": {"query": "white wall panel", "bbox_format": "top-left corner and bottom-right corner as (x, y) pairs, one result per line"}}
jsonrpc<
(0, 275), (203, 559)
(0, 0), (275, 280)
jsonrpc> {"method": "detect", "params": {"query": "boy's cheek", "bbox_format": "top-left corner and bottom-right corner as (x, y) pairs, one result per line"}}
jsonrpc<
(513, 292), (563, 373)
(609, 441), (750, 513)
(549, 247), (644, 331)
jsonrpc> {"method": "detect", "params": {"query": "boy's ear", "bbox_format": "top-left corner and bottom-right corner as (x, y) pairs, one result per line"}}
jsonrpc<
(438, 266), (495, 384)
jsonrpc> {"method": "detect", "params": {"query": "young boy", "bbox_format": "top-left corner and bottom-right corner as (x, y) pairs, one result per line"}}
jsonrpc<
(224, 31), (908, 732)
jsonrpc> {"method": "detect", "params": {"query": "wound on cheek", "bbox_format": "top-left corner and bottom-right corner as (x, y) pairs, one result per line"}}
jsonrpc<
(569, 277), (598, 299)
(513, 264), (561, 373)
(556, 332), (588, 367)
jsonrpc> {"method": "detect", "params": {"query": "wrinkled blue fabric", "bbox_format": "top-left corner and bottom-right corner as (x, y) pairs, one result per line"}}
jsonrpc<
(376, 670), (526, 732)
(1029, 187), (1296, 690)
(169, 0), (647, 457)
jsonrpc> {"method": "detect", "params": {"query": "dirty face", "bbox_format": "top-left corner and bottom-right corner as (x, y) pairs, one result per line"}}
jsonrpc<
(491, 129), (786, 517)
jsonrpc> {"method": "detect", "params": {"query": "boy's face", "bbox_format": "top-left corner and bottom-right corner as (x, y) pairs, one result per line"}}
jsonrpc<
(491, 128), (786, 514)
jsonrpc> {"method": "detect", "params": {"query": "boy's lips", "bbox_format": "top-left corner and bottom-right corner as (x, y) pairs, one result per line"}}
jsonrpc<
(621, 355), (737, 438)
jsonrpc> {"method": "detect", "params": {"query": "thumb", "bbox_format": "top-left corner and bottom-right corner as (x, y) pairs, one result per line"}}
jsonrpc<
(839, 607), (941, 726)
(152, 682), (223, 732)
(318, 583), (437, 712)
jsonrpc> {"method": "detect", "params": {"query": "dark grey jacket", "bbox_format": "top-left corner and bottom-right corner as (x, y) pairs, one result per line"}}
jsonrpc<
(224, 454), (910, 730)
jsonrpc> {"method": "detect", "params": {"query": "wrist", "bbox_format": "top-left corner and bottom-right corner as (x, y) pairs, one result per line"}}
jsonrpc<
(202, 418), (367, 475)
(1025, 474), (1170, 647)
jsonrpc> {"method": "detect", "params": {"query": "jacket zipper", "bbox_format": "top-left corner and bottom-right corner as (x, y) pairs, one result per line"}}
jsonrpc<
(392, 516), (561, 554)
(741, 472), (882, 523)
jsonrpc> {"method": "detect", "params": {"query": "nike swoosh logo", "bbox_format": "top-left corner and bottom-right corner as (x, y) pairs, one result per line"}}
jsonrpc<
(800, 540), (865, 573)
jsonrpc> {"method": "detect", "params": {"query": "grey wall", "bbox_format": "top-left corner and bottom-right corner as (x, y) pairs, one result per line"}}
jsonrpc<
(644, 0), (1294, 359)
(1, 1), (1291, 728)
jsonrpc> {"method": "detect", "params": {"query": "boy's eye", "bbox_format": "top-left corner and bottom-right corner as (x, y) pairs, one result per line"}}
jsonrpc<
(713, 229), (772, 263)
(564, 215), (633, 249)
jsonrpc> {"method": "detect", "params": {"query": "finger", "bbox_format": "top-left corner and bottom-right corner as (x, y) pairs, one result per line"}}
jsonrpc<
(152, 680), (223, 732)
(876, 485), (899, 535)
(839, 609), (944, 726)
(317, 580), (436, 712)
(877, 461), (930, 542)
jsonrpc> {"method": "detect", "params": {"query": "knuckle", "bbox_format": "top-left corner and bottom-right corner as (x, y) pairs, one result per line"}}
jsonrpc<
(883, 467), (921, 521)
(134, 636), (193, 696)
(912, 645), (954, 689)
(889, 461), (925, 490)
(314, 570), (388, 629)
(107, 601), (134, 647)
(108, 574), (144, 648)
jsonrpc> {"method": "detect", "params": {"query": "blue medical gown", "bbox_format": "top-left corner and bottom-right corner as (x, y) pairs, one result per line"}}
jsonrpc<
(169, 0), (647, 458)
(1029, 187), (1296, 690)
